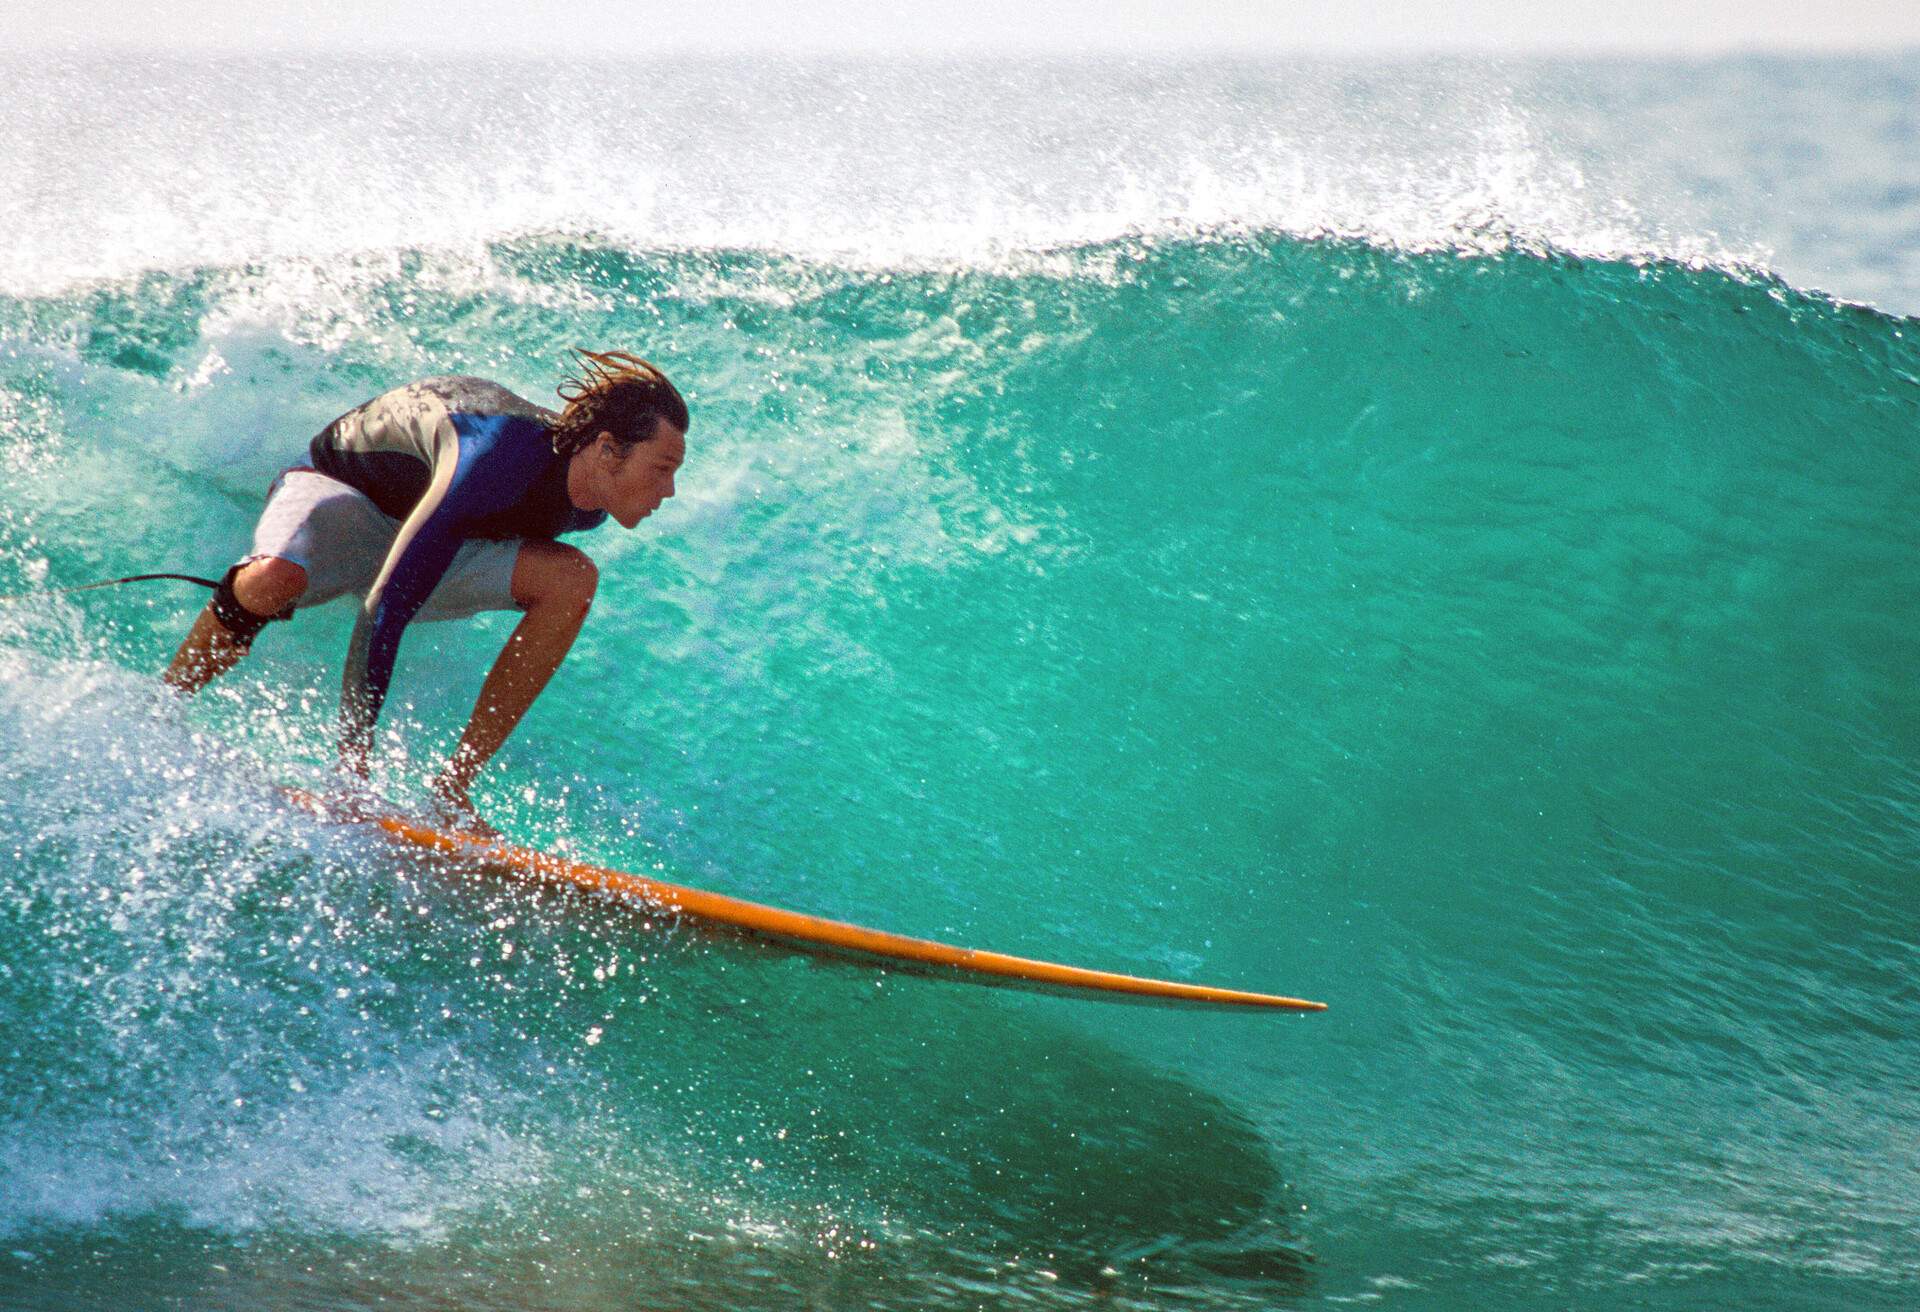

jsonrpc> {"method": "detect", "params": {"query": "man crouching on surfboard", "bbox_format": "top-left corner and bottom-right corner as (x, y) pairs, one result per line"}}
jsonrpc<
(163, 350), (689, 832)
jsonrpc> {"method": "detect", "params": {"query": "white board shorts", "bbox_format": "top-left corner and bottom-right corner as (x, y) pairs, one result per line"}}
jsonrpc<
(242, 469), (523, 620)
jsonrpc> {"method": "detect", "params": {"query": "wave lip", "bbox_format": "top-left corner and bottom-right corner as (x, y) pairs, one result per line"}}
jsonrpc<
(0, 52), (1792, 298)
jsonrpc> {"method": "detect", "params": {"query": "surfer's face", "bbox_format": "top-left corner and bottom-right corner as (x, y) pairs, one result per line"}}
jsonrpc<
(587, 420), (685, 529)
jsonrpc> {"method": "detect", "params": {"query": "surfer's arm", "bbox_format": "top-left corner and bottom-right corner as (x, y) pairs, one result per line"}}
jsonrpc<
(338, 475), (469, 775)
(429, 539), (597, 823)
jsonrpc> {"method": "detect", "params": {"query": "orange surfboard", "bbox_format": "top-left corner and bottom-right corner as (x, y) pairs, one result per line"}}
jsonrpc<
(284, 789), (1325, 1012)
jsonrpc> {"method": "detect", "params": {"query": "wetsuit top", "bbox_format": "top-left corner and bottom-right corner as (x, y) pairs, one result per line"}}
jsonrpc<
(309, 375), (607, 751)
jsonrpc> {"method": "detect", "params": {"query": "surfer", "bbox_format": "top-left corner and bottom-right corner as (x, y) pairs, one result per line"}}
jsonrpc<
(163, 351), (688, 832)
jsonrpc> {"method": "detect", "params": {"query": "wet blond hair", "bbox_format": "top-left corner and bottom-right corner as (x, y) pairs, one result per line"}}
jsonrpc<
(549, 348), (689, 458)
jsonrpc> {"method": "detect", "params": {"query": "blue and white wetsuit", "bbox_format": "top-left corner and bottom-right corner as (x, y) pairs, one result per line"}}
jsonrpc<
(308, 375), (606, 752)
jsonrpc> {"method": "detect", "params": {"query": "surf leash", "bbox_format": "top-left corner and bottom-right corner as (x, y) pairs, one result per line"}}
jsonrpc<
(0, 572), (220, 605)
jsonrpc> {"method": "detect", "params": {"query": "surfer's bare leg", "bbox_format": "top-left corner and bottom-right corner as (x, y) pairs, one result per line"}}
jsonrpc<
(162, 558), (308, 694)
(430, 540), (597, 813)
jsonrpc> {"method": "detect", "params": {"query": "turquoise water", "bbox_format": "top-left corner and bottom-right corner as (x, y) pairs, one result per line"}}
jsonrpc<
(2, 55), (1918, 1311)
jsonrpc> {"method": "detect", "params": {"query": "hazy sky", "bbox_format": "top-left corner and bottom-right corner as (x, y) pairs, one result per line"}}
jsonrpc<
(7, 0), (1920, 56)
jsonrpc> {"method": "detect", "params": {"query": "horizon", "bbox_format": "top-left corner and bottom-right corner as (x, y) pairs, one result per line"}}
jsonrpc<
(7, 1), (1920, 58)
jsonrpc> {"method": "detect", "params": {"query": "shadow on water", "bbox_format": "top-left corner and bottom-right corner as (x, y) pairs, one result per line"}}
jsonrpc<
(440, 855), (1323, 1306)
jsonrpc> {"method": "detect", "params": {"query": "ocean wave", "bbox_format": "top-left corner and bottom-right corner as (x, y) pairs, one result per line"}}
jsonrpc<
(0, 52), (1793, 300)
(2, 216), (1916, 1305)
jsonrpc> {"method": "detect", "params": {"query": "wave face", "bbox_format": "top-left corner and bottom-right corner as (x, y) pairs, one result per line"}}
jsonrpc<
(1, 55), (1918, 1312)
(2, 229), (1914, 1310)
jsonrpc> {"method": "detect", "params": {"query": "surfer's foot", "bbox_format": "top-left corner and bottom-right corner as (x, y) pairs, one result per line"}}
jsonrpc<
(426, 779), (500, 842)
(435, 804), (501, 843)
(307, 782), (382, 825)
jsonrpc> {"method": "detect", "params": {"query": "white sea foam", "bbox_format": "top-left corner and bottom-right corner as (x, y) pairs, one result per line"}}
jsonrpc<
(5, 53), (1884, 302)
(0, 646), (583, 1240)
